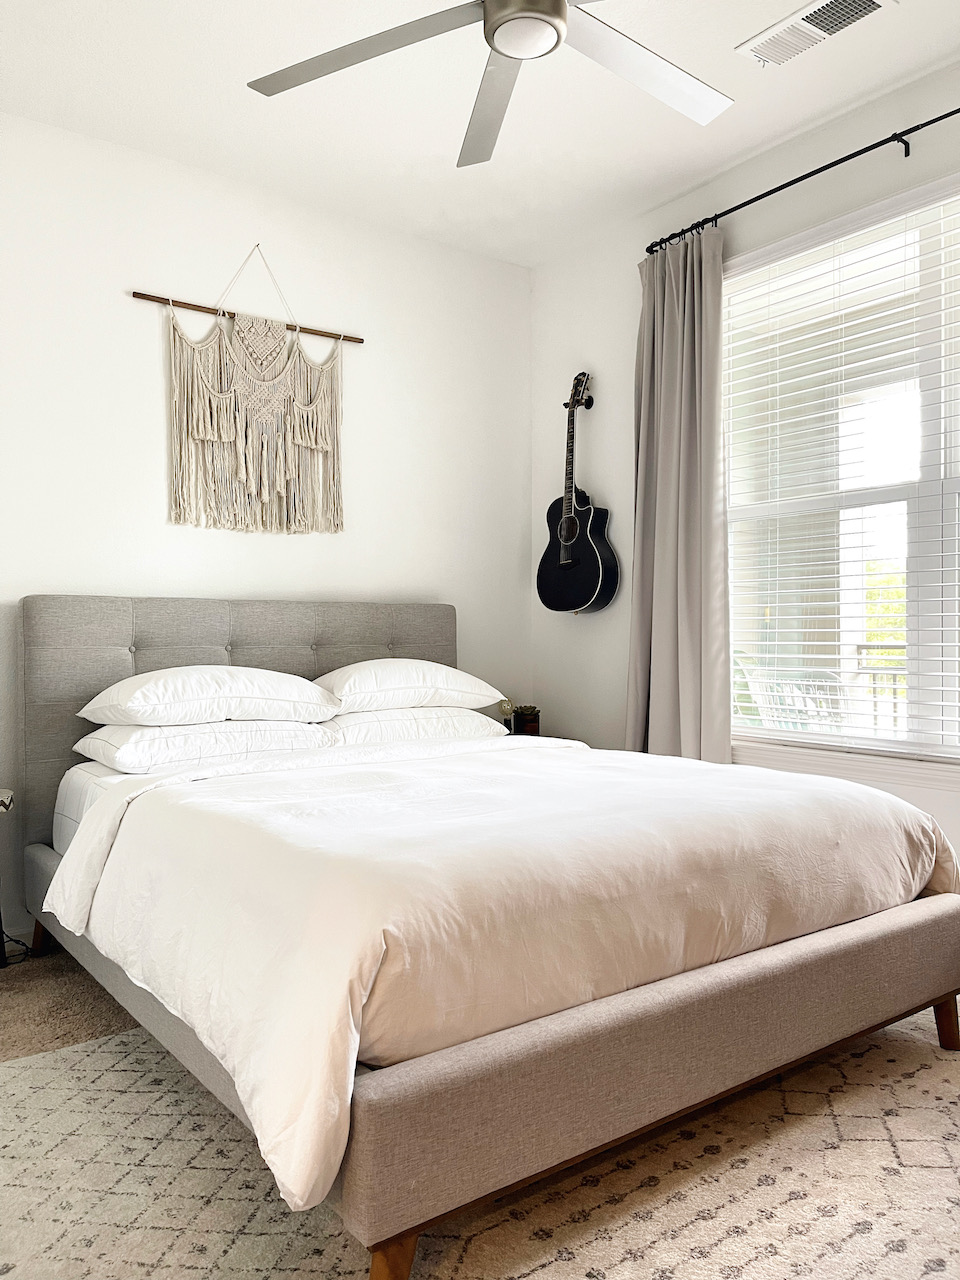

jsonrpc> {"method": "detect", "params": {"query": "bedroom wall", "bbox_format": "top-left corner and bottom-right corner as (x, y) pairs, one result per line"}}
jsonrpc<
(0, 114), (534, 937)
(529, 61), (960, 837)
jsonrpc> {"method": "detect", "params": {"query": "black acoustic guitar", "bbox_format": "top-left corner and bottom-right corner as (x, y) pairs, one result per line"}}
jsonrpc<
(536, 372), (619, 614)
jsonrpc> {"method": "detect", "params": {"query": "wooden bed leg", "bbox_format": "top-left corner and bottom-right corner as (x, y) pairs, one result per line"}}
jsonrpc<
(934, 996), (960, 1051)
(368, 1231), (419, 1280)
(30, 921), (51, 956)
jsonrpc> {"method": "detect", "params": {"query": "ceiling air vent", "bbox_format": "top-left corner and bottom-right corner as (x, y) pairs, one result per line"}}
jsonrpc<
(737, 0), (884, 67)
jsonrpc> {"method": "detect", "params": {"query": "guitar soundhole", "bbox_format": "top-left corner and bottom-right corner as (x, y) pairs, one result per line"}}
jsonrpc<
(559, 515), (579, 544)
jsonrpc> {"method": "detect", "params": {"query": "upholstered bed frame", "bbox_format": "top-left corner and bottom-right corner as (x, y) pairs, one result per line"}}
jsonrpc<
(19, 594), (960, 1280)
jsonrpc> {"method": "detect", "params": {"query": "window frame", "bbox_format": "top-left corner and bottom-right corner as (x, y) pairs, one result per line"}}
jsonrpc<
(723, 175), (960, 763)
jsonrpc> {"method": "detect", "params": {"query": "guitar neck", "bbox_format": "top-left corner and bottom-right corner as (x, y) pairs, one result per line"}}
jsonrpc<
(562, 406), (576, 517)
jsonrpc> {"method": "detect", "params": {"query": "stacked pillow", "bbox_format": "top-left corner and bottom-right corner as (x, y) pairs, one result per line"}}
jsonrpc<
(333, 706), (506, 747)
(75, 667), (342, 773)
(314, 658), (502, 713)
(74, 659), (507, 773)
(79, 666), (340, 726)
(316, 657), (506, 746)
(74, 720), (344, 774)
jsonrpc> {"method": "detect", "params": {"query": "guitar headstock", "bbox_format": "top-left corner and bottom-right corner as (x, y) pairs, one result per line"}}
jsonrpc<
(563, 371), (593, 411)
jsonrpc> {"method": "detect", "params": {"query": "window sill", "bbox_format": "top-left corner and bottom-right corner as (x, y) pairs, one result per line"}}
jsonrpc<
(732, 736), (960, 792)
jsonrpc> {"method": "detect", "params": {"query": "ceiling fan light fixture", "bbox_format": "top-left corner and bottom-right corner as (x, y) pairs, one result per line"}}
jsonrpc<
(484, 0), (567, 60)
(492, 16), (559, 58)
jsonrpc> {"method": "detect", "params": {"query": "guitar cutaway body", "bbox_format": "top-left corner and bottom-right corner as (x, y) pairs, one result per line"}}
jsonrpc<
(537, 488), (620, 613)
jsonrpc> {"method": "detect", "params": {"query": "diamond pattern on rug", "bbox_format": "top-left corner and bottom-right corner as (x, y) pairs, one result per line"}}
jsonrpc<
(0, 1031), (366, 1279)
(1, 1015), (958, 1279)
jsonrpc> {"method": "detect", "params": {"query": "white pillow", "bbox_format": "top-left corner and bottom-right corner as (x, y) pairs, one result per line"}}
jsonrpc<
(333, 707), (508, 747)
(74, 720), (343, 774)
(314, 658), (503, 713)
(79, 665), (341, 726)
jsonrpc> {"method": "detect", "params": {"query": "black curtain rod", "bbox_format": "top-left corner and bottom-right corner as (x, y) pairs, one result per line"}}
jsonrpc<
(645, 103), (960, 256)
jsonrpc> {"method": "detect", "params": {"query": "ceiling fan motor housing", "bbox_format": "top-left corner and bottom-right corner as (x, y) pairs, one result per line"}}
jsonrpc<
(483, 0), (568, 60)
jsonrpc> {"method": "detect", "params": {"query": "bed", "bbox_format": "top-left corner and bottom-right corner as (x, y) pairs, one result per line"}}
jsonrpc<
(19, 594), (960, 1280)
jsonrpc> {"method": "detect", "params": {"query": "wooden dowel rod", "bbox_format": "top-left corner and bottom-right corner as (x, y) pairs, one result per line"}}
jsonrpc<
(131, 292), (364, 344)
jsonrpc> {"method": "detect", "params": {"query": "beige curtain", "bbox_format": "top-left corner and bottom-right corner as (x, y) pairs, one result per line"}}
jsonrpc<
(625, 228), (730, 762)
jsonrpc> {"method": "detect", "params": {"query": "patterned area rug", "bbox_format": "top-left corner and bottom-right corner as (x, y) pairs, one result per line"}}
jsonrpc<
(0, 1016), (958, 1280)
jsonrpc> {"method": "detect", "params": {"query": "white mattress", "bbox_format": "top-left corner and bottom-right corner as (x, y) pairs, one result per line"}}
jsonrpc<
(53, 761), (131, 854)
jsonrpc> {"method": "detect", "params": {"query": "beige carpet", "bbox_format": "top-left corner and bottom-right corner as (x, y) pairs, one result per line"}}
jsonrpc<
(1, 1013), (959, 1279)
(0, 949), (137, 1063)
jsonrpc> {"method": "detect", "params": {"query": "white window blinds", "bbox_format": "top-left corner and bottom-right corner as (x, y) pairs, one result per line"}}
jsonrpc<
(723, 191), (960, 758)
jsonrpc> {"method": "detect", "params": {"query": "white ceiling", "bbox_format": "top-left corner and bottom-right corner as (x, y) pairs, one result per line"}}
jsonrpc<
(4, 1), (960, 264)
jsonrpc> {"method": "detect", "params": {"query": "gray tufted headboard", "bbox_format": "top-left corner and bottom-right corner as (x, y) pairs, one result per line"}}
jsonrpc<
(19, 595), (457, 847)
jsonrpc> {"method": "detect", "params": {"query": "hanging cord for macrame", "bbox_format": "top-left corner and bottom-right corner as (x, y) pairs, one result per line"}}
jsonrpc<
(214, 245), (259, 316)
(214, 243), (301, 332)
(256, 247), (300, 333)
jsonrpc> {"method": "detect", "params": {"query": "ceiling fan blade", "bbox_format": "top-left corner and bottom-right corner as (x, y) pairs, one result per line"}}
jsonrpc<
(565, 6), (732, 125)
(457, 51), (522, 168)
(249, 2), (484, 96)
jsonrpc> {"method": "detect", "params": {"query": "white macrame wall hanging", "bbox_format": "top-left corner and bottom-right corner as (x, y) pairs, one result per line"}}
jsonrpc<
(169, 246), (343, 534)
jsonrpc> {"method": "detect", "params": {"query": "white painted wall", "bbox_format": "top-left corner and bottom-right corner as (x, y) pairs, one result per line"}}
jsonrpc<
(529, 62), (960, 839)
(0, 114), (534, 936)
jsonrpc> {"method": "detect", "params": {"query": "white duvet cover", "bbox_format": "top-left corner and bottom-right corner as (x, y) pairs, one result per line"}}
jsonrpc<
(44, 737), (959, 1212)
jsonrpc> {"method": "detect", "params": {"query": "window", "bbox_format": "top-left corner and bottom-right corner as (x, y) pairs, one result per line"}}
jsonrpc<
(724, 192), (960, 758)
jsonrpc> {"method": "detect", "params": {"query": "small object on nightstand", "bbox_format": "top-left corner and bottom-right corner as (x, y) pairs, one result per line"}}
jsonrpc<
(512, 705), (540, 736)
(0, 789), (14, 968)
(499, 697), (515, 730)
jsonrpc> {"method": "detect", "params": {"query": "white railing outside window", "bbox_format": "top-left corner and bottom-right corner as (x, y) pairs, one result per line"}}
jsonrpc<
(723, 191), (960, 759)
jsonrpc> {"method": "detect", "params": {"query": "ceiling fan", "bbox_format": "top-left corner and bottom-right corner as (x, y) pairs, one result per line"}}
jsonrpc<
(248, 0), (733, 168)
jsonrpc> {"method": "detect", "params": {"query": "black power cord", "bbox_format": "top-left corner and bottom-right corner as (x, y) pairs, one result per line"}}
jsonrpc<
(2, 931), (31, 965)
